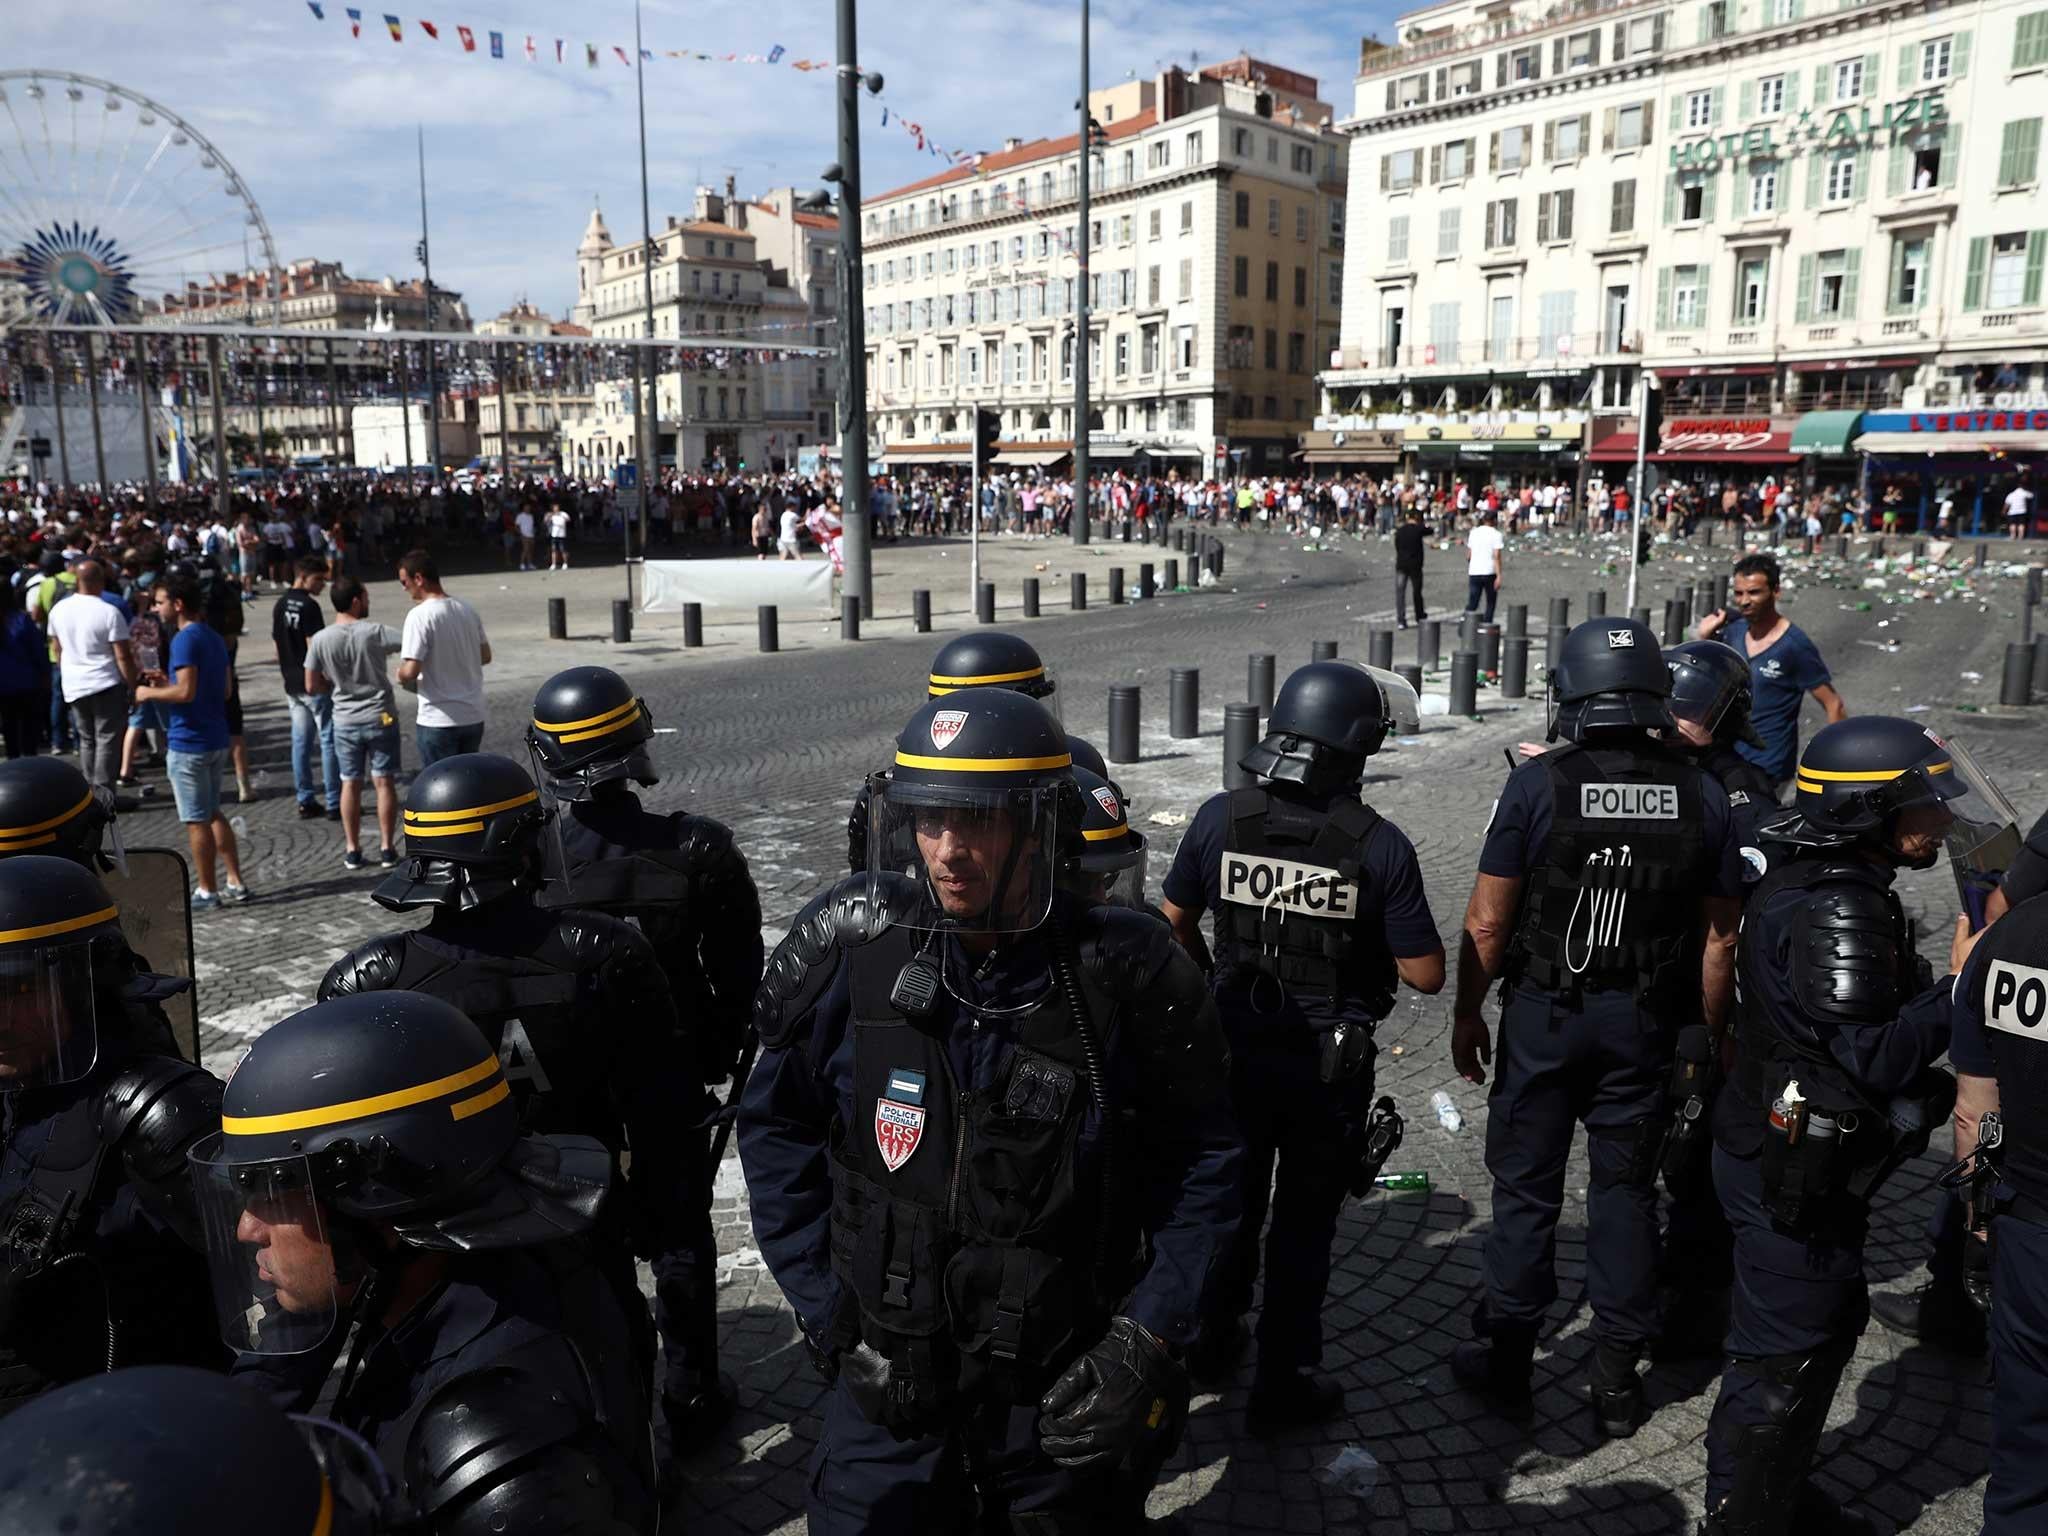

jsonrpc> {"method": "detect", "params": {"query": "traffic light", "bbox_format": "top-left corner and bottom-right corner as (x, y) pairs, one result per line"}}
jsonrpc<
(974, 408), (1002, 475)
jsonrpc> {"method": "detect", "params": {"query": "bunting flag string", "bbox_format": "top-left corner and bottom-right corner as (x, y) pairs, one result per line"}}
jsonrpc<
(302, 7), (987, 166)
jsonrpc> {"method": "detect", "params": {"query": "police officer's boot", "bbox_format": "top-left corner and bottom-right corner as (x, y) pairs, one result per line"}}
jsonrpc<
(1245, 1369), (1345, 1432)
(1868, 1273), (1987, 1357)
(1589, 1343), (1645, 1439)
(1450, 1321), (1536, 1423)
(1187, 1314), (1246, 1386)
(662, 1372), (737, 1456)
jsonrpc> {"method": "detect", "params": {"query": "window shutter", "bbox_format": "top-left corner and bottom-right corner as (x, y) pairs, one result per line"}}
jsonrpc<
(1886, 238), (1907, 313)
(1613, 22), (1627, 58)
(1998, 121), (2022, 186)
(1485, 202), (1497, 247)
(1703, 168), (1719, 220)
(1698, 7), (1713, 43)
(1529, 48), (1542, 79)
(1740, 79), (1756, 117)
(1490, 132), (1501, 171)
(1862, 54), (1879, 97)
(1940, 130), (1959, 188)
(1435, 67), (1448, 99)
(1643, 101), (1655, 144)
(1664, 175), (1679, 223)
(1806, 152), (1825, 206)
(1962, 234), (1989, 309)
(1430, 144), (1442, 182)
(2023, 118), (2045, 182)
(1603, 107), (1617, 150)
(1853, 147), (1871, 200)
(1670, 96), (1685, 134)
(1497, 52), (1508, 88)
(1544, 122), (1555, 161)
(1590, 29), (1602, 64)
(1656, 266), (1672, 328)
(1712, 86), (1726, 125)
(1790, 0), (1804, 18)
(1897, 43), (1914, 90)
(1698, 267), (1711, 322)
(1386, 81), (1398, 113)
(1813, 63), (1828, 104)
(1652, 14), (1667, 50)
(1553, 38), (1566, 72)
(1784, 71), (1801, 112)
(1795, 253), (1815, 321)
(2028, 231), (2048, 307)
(1538, 194), (1552, 243)
(1380, 156), (1390, 191)
(1577, 117), (1591, 154)
(1887, 141), (1907, 196)
(1842, 249), (1861, 315)
(1953, 30), (1971, 77)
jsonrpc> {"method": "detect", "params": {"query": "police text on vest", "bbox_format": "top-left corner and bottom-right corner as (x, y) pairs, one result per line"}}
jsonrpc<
(1579, 784), (1679, 820)
(1987, 959), (2048, 1037)
(1221, 853), (1360, 916)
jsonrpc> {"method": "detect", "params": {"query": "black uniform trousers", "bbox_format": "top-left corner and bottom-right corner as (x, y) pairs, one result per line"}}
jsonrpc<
(1203, 1031), (1359, 1375)
(1704, 1144), (1869, 1518)
(650, 1087), (722, 1406)
(1482, 984), (1669, 1350)
(1986, 1212), (2048, 1534)
(807, 1375), (1114, 1535)
(1662, 1141), (1737, 1292)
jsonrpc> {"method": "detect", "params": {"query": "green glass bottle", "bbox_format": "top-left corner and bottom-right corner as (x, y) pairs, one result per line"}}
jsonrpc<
(1374, 1170), (1431, 1193)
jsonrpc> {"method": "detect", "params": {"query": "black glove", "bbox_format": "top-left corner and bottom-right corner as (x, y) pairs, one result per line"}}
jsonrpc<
(840, 1342), (942, 1438)
(1037, 1316), (1186, 1471)
(1317, 1020), (1374, 1084)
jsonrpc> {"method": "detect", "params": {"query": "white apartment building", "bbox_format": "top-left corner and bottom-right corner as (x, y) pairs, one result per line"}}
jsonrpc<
(1322, 0), (2048, 496)
(859, 58), (1349, 476)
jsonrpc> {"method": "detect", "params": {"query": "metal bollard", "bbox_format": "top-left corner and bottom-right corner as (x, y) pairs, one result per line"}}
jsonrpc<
(1419, 619), (1441, 672)
(1873, 537), (1886, 559)
(547, 597), (567, 639)
(1448, 651), (1479, 717)
(1139, 564), (1156, 601)
(1546, 622), (1569, 676)
(1975, 542), (1988, 570)
(683, 602), (703, 649)
(841, 595), (861, 641)
(1165, 558), (1180, 591)
(1506, 603), (1528, 640)
(1109, 566), (1125, 604)
(1803, 534), (1817, 555)
(1632, 606), (1653, 630)
(1249, 653), (1276, 713)
(1547, 595), (1570, 630)
(1914, 539), (1928, 561)
(1210, 543), (1225, 578)
(1120, 518), (1133, 544)
(1837, 536), (1851, 559)
(1502, 635), (1530, 699)
(1661, 600), (1683, 646)
(1477, 624), (1501, 674)
(1108, 685), (1141, 764)
(1587, 588), (1608, 617)
(757, 605), (779, 653)
(1395, 663), (1423, 696)
(1311, 639), (1338, 661)
(1174, 527), (1187, 552)
(1769, 523), (1783, 548)
(1369, 628), (1394, 670)
(1458, 612), (1478, 651)
(2028, 567), (2044, 608)
(1713, 575), (1730, 611)
(1170, 668), (1200, 739)
(977, 582), (996, 624)
(1023, 578), (1040, 619)
(2036, 632), (2048, 697)
(2001, 642), (2035, 707)
(1222, 702), (1261, 790)
(913, 588), (932, 632)
(1701, 522), (1714, 547)
(611, 599), (633, 644)
(1071, 572), (1087, 612)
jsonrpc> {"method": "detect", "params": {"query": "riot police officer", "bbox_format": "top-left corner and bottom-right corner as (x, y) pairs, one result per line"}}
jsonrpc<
(527, 664), (762, 1448)
(1664, 640), (1781, 837)
(0, 856), (222, 1417)
(317, 752), (689, 1397)
(1063, 765), (1149, 912)
(1700, 718), (1976, 1534)
(1450, 617), (1746, 1436)
(0, 1364), (398, 1535)
(845, 631), (1067, 873)
(197, 991), (657, 1532)
(0, 755), (119, 869)
(741, 688), (1242, 1531)
(1157, 660), (1444, 1426)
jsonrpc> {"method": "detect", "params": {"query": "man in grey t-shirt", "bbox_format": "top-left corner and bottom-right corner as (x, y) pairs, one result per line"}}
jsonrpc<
(304, 575), (404, 870)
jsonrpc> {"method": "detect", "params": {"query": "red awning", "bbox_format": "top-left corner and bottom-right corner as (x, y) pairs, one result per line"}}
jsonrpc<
(1650, 449), (1801, 464)
(1786, 356), (1924, 373)
(1589, 427), (1800, 464)
(1588, 431), (1639, 462)
(1654, 363), (1775, 378)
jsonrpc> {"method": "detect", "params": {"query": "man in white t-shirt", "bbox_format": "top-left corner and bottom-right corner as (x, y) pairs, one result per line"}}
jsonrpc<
(2005, 482), (2036, 541)
(395, 549), (492, 765)
(777, 505), (803, 560)
(48, 560), (138, 789)
(545, 504), (572, 570)
(1465, 509), (1504, 622)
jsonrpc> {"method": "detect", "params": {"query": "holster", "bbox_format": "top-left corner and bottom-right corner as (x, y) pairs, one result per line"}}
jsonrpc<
(1660, 1025), (1719, 1185)
(1345, 1097), (1405, 1199)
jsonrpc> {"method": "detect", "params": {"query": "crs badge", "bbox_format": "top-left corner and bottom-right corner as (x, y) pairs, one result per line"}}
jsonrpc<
(929, 710), (969, 751)
(1091, 785), (1123, 820)
(1606, 629), (1635, 649)
(874, 1067), (928, 1173)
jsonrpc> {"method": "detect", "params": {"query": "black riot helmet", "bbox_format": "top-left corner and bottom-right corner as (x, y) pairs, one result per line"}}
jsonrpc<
(1767, 717), (1981, 861)
(526, 665), (657, 799)
(1663, 640), (1765, 750)
(0, 1365), (396, 1535)
(373, 753), (548, 913)
(1546, 618), (1676, 742)
(1240, 661), (1388, 793)
(0, 855), (140, 1091)
(1063, 766), (1148, 910)
(869, 688), (1078, 934)
(188, 991), (608, 1358)
(0, 755), (118, 869)
(927, 632), (1058, 717)
(1065, 733), (1109, 782)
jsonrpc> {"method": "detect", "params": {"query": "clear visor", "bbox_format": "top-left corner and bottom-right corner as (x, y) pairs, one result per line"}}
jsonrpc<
(0, 939), (100, 1089)
(189, 1134), (342, 1356)
(1072, 841), (1150, 911)
(869, 781), (1061, 934)
(1361, 665), (1421, 737)
(1934, 738), (2024, 876)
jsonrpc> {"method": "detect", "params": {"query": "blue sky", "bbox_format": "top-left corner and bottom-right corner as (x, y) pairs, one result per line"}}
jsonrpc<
(7, 0), (1397, 322)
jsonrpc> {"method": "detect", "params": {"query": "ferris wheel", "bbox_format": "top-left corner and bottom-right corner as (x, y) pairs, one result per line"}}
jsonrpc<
(0, 69), (281, 328)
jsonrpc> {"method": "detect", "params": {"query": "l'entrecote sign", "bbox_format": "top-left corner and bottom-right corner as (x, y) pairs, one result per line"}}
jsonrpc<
(1669, 86), (1948, 170)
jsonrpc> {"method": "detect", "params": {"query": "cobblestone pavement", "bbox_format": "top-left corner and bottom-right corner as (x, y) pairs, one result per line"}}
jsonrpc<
(128, 524), (2046, 1534)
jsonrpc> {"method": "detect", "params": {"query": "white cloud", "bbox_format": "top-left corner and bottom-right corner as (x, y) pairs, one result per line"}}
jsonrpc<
(6, 0), (1395, 320)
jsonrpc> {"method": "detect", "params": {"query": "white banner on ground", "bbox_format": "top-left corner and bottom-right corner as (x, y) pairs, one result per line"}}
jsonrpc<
(640, 558), (835, 613)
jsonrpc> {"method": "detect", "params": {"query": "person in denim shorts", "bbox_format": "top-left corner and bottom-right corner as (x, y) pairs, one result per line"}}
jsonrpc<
(305, 576), (404, 869)
(134, 571), (248, 909)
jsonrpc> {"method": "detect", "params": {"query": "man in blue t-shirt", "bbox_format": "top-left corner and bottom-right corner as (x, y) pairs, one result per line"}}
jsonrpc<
(134, 571), (249, 910)
(1693, 553), (1847, 790)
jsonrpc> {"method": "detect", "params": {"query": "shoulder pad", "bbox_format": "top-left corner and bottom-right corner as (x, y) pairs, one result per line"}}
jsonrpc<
(1788, 876), (1904, 1026)
(100, 1055), (224, 1183)
(317, 933), (411, 1000)
(550, 907), (656, 969)
(753, 878), (862, 1051)
(404, 1354), (634, 1536)
(1072, 908), (1232, 1108)
(672, 812), (741, 871)
(1071, 905), (1177, 1001)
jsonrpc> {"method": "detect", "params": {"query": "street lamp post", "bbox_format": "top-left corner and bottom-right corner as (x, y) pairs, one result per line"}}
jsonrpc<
(634, 0), (658, 571)
(833, 0), (875, 618)
(1072, 0), (1092, 545)
(416, 126), (442, 482)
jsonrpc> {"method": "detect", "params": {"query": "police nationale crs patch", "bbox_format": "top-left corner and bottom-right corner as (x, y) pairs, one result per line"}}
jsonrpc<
(928, 710), (968, 751)
(1091, 785), (1122, 820)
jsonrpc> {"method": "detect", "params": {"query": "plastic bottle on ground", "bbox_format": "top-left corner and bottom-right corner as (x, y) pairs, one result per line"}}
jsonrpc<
(1430, 1089), (1463, 1133)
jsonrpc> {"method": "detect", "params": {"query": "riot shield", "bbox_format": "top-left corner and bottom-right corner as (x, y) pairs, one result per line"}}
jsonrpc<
(1941, 738), (2024, 927)
(112, 846), (200, 1064)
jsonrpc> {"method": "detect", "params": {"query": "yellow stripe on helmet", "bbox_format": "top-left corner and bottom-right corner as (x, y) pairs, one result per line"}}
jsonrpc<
(893, 751), (1073, 773)
(0, 790), (95, 840)
(1798, 760), (1950, 783)
(400, 820), (485, 838)
(532, 697), (642, 735)
(0, 904), (119, 946)
(1081, 824), (1128, 841)
(405, 790), (539, 823)
(928, 666), (1046, 691)
(222, 1053), (503, 1137)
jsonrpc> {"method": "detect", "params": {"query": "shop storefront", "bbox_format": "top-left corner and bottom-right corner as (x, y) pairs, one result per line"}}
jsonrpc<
(1296, 428), (1402, 475)
(1403, 421), (1581, 487)
(1587, 415), (1800, 499)
(1856, 403), (2048, 535)
(1789, 410), (1865, 491)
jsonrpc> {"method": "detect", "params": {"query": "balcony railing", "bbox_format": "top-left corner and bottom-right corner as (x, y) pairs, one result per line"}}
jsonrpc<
(1331, 330), (1642, 373)
(1358, 0), (1662, 80)
(868, 153), (1217, 243)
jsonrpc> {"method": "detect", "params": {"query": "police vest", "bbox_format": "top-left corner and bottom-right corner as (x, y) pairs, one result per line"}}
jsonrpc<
(826, 924), (1120, 1413)
(1972, 892), (2048, 1213)
(1216, 787), (1397, 1014)
(1510, 742), (1709, 998)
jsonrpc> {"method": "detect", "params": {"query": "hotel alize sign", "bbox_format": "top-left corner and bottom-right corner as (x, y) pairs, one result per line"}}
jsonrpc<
(1668, 85), (1948, 171)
